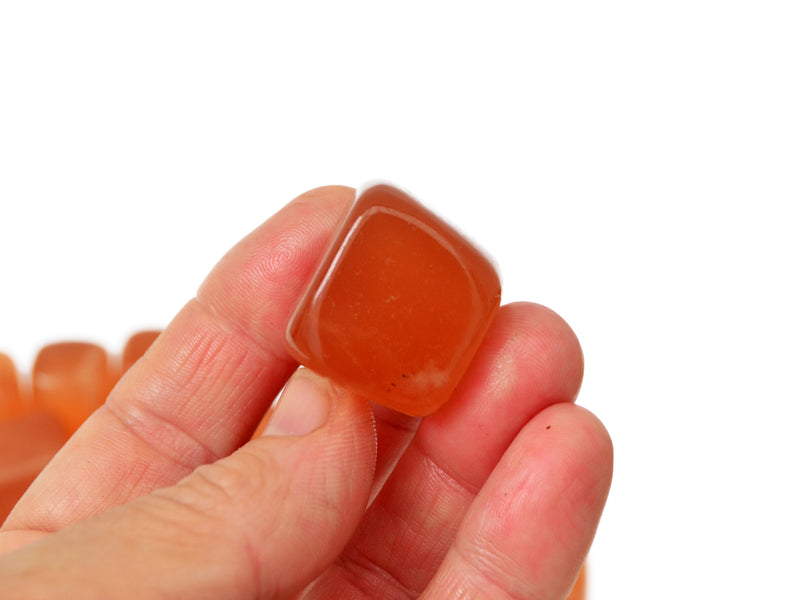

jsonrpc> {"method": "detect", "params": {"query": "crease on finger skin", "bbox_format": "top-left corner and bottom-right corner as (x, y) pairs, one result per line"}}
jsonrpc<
(102, 398), (221, 475)
(315, 439), (479, 600)
(142, 449), (287, 597)
(334, 542), (419, 600)
(192, 292), (294, 377)
(0, 530), (49, 556)
(447, 541), (536, 600)
(103, 298), (293, 469)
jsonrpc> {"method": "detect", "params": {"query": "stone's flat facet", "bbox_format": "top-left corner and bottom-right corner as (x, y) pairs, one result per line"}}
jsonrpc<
(32, 342), (113, 436)
(287, 182), (501, 416)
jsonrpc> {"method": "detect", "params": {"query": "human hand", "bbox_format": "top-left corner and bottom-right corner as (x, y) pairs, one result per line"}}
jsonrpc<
(0, 186), (612, 599)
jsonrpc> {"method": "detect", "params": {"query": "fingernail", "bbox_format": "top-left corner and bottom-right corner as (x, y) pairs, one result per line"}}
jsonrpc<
(263, 370), (331, 436)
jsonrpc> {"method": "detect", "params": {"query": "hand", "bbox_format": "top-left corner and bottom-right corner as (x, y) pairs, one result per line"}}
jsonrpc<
(0, 186), (612, 599)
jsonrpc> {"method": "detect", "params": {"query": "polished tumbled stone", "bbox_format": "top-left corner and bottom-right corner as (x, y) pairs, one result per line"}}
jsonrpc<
(32, 342), (112, 436)
(287, 182), (501, 416)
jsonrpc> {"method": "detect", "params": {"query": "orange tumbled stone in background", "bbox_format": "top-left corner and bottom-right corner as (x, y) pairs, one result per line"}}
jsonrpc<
(32, 342), (112, 436)
(121, 330), (161, 372)
(287, 182), (501, 416)
(0, 410), (67, 522)
(1, 353), (29, 422)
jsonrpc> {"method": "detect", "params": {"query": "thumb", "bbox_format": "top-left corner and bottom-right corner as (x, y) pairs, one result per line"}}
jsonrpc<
(0, 369), (377, 600)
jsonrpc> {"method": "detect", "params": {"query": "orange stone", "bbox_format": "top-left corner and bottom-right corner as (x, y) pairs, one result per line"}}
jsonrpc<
(0, 410), (67, 523)
(287, 182), (501, 416)
(121, 330), (161, 372)
(1, 353), (29, 422)
(32, 342), (112, 436)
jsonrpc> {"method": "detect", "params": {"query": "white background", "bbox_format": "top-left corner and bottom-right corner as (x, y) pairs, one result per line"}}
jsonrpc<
(1, 2), (798, 598)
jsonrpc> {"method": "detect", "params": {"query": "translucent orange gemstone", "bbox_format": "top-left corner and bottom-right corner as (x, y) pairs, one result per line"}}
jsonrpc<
(32, 342), (112, 436)
(0, 410), (66, 522)
(287, 182), (501, 416)
(121, 330), (161, 372)
(1, 353), (29, 422)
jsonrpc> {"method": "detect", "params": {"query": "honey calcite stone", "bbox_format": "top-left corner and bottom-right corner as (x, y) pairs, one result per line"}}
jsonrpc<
(1, 353), (28, 422)
(32, 342), (112, 436)
(0, 410), (67, 523)
(287, 182), (501, 416)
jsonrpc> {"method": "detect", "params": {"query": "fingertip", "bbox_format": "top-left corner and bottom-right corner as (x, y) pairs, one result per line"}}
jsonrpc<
(196, 185), (355, 345)
(537, 402), (614, 512)
(499, 301), (585, 402)
(279, 185), (356, 231)
(293, 184), (356, 203)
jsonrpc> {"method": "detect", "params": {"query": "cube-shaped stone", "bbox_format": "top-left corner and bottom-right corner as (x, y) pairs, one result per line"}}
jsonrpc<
(286, 182), (501, 416)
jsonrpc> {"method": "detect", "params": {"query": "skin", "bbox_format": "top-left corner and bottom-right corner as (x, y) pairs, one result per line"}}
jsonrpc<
(0, 186), (613, 599)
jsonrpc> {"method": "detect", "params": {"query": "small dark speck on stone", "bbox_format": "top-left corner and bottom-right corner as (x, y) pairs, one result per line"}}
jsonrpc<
(546, 425), (551, 430)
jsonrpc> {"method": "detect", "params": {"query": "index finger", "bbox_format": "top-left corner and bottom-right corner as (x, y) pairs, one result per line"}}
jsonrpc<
(4, 186), (355, 532)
